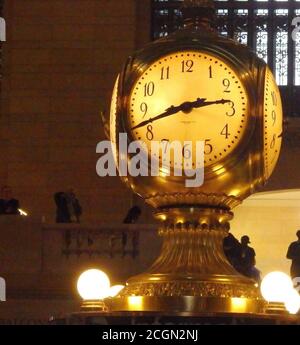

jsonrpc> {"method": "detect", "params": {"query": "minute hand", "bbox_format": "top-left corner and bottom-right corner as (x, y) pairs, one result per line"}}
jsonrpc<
(131, 98), (231, 131)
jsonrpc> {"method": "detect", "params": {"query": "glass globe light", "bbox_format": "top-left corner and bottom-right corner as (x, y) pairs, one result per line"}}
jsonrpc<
(108, 285), (125, 298)
(284, 289), (300, 315)
(260, 271), (293, 303)
(77, 269), (110, 300)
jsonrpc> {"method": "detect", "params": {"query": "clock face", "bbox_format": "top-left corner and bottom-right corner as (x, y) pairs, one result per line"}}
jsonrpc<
(263, 66), (283, 179)
(128, 51), (249, 169)
(110, 74), (119, 164)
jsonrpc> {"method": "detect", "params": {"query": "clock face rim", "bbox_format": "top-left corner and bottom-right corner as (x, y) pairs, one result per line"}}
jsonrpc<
(262, 65), (283, 180)
(121, 48), (256, 177)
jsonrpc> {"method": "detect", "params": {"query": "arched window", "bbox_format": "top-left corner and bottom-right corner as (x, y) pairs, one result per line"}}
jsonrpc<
(152, 0), (300, 117)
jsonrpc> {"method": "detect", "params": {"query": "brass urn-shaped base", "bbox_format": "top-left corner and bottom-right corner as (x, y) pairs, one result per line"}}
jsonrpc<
(108, 206), (265, 314)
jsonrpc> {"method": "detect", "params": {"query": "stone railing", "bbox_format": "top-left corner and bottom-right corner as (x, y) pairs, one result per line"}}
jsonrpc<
(0, 217), (160, 324)
(42, 223), (157, 260)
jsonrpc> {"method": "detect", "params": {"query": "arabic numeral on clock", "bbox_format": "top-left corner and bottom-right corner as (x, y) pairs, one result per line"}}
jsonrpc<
(271, 91), (277, 106)
(205, 139), (213, 155)
(160, 66), (170, 80)
(272, 110), (276, 125)
(270, 134), (276, 149)
(146, 125), (154, 141)
(161, 139), (169, 154)
(221, 124), (230, 139)
(144, 82), (155, 97)
(181, 60), (194, 73)
(223, 79), (231, 93)
(182, 144), (192, 159)
(226, 101), (235, 117)
(209, 65), (213, 78)
(140, 102), (148, 118)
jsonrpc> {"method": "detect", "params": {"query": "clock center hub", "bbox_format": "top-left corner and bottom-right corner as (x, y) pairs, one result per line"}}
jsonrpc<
(181, 101), (193, 114)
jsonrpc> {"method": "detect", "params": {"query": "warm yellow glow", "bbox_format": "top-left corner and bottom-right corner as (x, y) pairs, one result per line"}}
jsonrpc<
(213, 165), (226, 175)
(261, 271), (293, 303)
(18, 209), (28, 216)
(128, 296), (143, 309)
(77, 269), (110, 301)
(160, 166), (170, 177)
(129, 51), (249, 168)
(108, 285), (125, 298)
(231, 298), (247, 313)
(159, 214), (167, 221)
(229, 189), (240, 197)
(284, 289), (300, 315)
(110, 74), (119, 165)
(263, 66), (283, 179)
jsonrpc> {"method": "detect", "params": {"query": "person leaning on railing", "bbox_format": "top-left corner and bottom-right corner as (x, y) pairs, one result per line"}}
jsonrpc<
(0, 186), (20, 215)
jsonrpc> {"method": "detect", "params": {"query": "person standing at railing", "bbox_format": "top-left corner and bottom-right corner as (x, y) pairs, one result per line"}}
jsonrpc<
(65, 189), (82, 223)
(54, 189), (82, 223)
(0, 186), (20, 215)
(122, 206), (142, 257)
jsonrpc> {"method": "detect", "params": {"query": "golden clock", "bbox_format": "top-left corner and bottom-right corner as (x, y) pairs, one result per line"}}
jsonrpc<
(263, 66), (283, 179)
(107, 0), (283, 315)
(128, 51), (249, 169)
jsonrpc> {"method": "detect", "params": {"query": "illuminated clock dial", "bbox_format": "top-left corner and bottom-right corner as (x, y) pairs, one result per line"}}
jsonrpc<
(128, 51), (249, 169)
(263, 66), (283, 179)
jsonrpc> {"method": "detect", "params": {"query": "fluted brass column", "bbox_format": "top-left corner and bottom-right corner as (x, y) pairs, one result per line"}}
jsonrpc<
(108, 206), (265, 314)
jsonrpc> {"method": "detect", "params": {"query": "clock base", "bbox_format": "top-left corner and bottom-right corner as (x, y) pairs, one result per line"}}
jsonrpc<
(107, 295), (264, 314)
(107, 206), (265, 314)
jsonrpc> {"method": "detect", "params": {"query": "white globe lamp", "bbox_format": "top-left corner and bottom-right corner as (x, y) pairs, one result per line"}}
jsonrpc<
(261, 271), (294, 314)
(284, 289), (300, 315)
(77, 269), (110, 311)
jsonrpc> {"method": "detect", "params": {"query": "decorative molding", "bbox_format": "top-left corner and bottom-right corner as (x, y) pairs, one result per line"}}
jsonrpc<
(145, 191), (242, 209)
(119, 280), (260, 299)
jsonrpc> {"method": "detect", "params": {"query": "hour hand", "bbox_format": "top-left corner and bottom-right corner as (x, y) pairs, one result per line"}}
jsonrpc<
(131, 106), (178, 130)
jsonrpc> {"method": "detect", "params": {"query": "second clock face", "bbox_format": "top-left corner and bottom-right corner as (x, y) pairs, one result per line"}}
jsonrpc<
(128, 51), (249, 169)
(263, 66), (283, 179)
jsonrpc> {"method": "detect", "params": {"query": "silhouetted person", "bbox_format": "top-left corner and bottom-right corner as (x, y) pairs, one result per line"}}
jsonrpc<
(0, 186), (20, 215)
(239, 235), (260, 282)
(65, 189), (82, 223)
(54, 189), (82, 223)
(223, 233), (241, 271)
(287, 230), (300, 280)
(123, 206), (141, 224)
(54, 192), (69, 223)
(122, 206), (141, 257)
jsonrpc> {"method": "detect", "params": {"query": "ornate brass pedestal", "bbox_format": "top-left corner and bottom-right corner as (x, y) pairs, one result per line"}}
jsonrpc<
(108, 205), (265, 314)
(106, 0), (280, 317)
